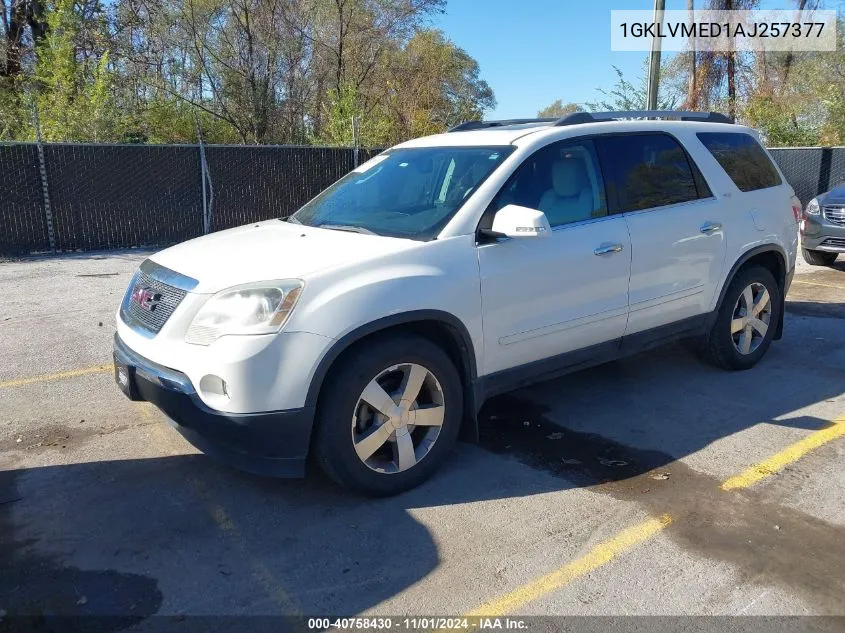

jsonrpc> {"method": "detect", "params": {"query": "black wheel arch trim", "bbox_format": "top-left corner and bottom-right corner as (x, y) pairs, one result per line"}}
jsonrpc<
(710, 244), (789, 339)
(304, 310), (481, 440)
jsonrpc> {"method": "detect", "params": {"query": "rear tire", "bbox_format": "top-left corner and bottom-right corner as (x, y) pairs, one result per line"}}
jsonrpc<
(699, 265), (781, 371)
(802, 248), (837, 267)
(313, 334), (463, 496)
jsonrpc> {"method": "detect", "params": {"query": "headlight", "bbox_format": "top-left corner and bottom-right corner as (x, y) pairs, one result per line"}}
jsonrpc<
(185, 280), (303, 345)
(806, 198), (820, 215)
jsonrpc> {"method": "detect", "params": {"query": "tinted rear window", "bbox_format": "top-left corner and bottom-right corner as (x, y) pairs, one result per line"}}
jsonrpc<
(597, 133), (702, 212)
(697, 132), (782, 192)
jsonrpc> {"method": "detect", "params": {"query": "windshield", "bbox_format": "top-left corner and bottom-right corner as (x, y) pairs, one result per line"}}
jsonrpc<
(289, 146), (514, 240)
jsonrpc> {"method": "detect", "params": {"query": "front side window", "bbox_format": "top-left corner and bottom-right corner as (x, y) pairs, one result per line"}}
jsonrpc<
(697, 132), (782, 192)
(597, 133), (700, 212)
(488, 139), (608, 228)
(290, 146), (514, 241)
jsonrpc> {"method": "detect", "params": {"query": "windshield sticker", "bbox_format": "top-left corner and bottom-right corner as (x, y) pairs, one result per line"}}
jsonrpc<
(489, 152), (500, 160)
(352, 154), (390, 173)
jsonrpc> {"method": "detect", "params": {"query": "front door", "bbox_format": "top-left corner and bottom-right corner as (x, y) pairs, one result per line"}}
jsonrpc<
(477, 139), (632, 377)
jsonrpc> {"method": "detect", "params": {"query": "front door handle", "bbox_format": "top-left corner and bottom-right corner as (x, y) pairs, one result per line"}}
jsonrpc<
(700, 221), (722, 234)
(594, 243), (624, 256)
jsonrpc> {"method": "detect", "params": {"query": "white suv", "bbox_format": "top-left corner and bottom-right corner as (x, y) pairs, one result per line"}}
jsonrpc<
(114, 111), (799, 496)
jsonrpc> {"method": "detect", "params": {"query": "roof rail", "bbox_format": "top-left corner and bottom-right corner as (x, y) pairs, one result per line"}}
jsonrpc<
(448, 118), (557, 132)
(554, 110), (733, 126)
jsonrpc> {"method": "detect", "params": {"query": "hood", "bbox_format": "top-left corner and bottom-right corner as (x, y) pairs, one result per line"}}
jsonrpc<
(149, 220), (416, 293)
(823, 183), (845, 203)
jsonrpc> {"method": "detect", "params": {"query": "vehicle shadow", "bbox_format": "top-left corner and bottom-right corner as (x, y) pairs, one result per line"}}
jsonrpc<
(3, 313), (845, 624)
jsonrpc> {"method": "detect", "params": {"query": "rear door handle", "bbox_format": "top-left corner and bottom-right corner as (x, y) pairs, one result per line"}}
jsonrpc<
(594, 243), (624, 256)
(700, 222), (722, 234)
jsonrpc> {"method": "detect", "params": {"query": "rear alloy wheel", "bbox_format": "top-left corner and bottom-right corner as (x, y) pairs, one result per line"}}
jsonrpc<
(698, 265), (781, 371)
(314, 335), (462, 496)
(802, 248), (838, 267)
(730, 281), (773, 356)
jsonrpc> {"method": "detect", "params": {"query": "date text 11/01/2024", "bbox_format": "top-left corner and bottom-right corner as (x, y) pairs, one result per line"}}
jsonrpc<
(307, 618), (529, 630)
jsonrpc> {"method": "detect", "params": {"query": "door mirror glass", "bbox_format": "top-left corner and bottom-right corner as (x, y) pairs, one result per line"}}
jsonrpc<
(490, 204), (551, 238)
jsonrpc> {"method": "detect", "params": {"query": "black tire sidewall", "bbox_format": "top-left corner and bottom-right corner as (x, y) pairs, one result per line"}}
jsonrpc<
(802, 248), (837, 267)
(314, 335), (463, 496)
(713, 266), (782, 369)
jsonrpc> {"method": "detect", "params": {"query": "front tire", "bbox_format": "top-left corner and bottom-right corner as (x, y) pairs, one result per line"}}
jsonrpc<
(802, 248), (838, 267)
(313, 334), (463, 496)
(699, 265), (781, 371)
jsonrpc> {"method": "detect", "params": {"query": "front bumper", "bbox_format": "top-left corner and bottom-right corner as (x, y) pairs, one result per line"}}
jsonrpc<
(114, 334), (313, 477)
(801, 214), (845, 252)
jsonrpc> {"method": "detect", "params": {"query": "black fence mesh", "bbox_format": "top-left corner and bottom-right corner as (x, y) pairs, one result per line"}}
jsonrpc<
(205, 146), (359, 231)
(768, 148), (824, 207)
(2, 142), (844, 257)
(830, 150), (845, 191)
(0, 143), (50, 254)
(43, 144), (204, 252)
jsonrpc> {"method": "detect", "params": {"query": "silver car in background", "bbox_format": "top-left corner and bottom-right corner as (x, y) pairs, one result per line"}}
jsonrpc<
(802, 183), (845, 266)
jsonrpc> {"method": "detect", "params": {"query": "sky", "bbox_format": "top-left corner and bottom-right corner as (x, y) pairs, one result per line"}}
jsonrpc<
(431, 0), (826, 119)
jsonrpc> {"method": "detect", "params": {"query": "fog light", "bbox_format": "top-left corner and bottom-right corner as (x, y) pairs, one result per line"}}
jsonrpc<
(199, 375), (229, 399)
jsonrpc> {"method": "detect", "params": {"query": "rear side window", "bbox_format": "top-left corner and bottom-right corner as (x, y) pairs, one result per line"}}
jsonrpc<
(597, 134), (703, 212)
(697, 132), (782, 192)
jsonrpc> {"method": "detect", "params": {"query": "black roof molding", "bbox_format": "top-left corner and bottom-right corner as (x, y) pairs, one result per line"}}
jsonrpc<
(554, 110), (734, 126)
(447, 118), (557, 132)
(448, 111), (733, 133)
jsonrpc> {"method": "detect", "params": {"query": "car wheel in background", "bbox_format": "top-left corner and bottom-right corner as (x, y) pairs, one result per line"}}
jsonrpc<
(802, 248), (838, 267)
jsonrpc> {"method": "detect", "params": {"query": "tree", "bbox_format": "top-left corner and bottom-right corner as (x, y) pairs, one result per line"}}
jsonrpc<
(2, 0), (49, 79)
(32, 0), (121, 141)
(537, 99), (580, 118)
(316, 29), (495, 146)
(585, 62), (681, 112)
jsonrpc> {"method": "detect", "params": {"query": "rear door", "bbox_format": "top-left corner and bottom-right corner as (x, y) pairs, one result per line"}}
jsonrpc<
(595, 132), (728, 339)
(696, 131), (797, 266)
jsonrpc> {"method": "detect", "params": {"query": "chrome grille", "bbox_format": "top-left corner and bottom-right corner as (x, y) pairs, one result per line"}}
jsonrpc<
(823, 205), (845, 226)
(820, 237), (845, 250)
(120, 260), (194, 336)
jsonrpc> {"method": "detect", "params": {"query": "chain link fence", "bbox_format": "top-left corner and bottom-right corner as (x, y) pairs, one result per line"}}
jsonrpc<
(768, 147), (845, 208)
(205, 145), (380, 232)
(0, 142), (381, 256)
(0, 142), (841, 257)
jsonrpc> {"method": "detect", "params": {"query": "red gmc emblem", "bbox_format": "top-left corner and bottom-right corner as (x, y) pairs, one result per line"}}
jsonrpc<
(132, 286), (162, 312)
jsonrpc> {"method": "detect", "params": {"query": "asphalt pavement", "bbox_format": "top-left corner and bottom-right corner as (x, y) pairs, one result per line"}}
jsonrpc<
(2, 248), (845, 629)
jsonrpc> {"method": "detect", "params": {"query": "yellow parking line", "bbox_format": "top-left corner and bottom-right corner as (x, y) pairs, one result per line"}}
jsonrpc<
(142, 406), (303, 622)
(464, 415), (845, 616)
(466, 515), (672, 617)
(790, 279), (845, 291)
(0, 364), (111, 389)
(721, 416), (845, 491)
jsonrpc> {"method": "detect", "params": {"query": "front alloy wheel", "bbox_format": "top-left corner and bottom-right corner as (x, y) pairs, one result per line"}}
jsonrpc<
(352, 363), (445, 473)
(314, 334), (463, 496)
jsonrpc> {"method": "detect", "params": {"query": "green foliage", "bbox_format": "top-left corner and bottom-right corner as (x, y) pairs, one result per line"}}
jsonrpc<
(0, 78), (29, 140)
(585, 64), (680, 112)
(742, 95), (820, 147)
(32, 0), (122, 141)
(314, 29), (494, 147)
(1, 0), (491, 144)
(537, 100), (581, 118)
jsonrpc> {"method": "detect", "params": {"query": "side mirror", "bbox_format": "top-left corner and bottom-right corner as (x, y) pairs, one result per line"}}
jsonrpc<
(489, 204), (551, 238)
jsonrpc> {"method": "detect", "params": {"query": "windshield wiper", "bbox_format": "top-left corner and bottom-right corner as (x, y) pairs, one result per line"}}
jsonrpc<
(284, 216), (302, 224)
(317, 223), (376, 235)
